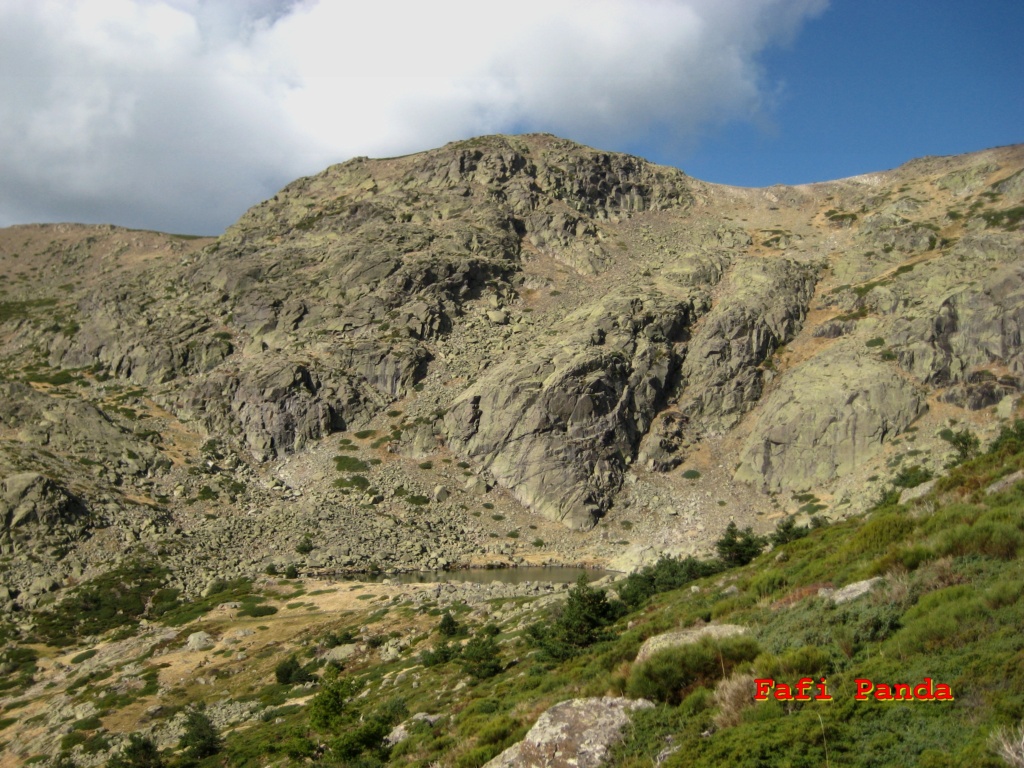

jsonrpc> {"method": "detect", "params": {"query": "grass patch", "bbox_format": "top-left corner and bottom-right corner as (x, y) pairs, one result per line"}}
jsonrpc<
(334, 455), (370, 473)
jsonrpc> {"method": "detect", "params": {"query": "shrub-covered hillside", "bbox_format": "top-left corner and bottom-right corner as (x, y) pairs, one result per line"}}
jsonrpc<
(2, 420), (1022, 767)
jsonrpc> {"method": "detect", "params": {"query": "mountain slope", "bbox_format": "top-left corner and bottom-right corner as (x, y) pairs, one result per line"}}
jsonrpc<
(0, 135), (1023, 604)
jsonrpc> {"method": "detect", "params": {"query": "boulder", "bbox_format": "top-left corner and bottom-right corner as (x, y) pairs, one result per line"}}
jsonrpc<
(186, 631), (215, 651)
(986, 469), (1024, 496)
(899, 479), (937, 504)
(1, 472), (83, 552)
(635, 623), (747, 664)
(484, 697), (653, 768)
(819, 577), (883, 605)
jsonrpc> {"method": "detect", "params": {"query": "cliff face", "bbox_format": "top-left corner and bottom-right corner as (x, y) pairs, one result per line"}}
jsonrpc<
(1, 134), (1023, 598)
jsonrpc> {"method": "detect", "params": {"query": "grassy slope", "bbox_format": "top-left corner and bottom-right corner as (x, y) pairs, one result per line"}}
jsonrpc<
(207, 421), (1024, 768)
(3, 423), (1024, 768)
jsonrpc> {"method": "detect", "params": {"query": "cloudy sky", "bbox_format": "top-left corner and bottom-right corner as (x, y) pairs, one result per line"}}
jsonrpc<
(1, 0), (1021, 235)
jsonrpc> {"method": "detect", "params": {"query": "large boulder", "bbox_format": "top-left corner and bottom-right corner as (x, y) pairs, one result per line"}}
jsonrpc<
(484, 697), (653, 768)
(1, 473), (82, 553)
(635, 623), (748, 664)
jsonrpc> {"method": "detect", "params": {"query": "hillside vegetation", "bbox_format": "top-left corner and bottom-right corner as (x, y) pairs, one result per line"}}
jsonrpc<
(1, 420), (1022, 767)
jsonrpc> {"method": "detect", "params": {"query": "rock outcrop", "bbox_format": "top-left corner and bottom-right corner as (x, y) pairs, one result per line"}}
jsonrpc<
(1, 472), (83, 554)
(446, 291), (702, 529)
(734, 345), (928, 492)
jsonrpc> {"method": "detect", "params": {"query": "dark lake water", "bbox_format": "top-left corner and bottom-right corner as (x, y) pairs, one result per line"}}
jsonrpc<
(339, 566), (616, 585)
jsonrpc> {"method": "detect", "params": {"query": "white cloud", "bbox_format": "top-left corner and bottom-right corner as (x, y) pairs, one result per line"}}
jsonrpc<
(0, 0), (826, 234)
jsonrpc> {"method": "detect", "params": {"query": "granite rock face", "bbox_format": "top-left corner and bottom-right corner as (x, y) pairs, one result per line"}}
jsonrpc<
(445, 291), (702, 529)
(734, 345), (928, 492)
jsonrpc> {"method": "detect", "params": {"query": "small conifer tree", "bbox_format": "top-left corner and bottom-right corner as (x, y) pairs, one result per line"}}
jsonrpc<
(438, 610), (460, 637)
(179, 708), (221, 760)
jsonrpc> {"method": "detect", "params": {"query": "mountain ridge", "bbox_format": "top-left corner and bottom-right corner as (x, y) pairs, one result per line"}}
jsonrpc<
(0, 133), (1022, 599)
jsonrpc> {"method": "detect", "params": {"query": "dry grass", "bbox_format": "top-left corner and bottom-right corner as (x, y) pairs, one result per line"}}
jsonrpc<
(991, 722), (1024, 767)
(712, 672), (756, 729)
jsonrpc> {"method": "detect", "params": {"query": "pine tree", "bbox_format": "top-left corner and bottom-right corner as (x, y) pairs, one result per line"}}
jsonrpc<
(530, 575), (620, 660)
(107, 734), (165, 768)
(715, 522), (766, 567)
(460, 632), (502, 679)
(438, 610), (460, 637)
(179, 708), (221, 761)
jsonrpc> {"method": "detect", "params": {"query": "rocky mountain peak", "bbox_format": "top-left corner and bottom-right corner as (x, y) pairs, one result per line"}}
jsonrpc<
(0, 136), (1022, 597)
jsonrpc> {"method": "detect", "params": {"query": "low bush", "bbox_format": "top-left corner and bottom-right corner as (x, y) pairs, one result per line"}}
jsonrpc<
(276, 655), (314, 685)
(627, 635), (761, 705)
(618, 556), (724, 609)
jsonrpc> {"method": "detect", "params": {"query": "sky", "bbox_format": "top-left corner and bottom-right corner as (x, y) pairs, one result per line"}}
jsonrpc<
(0, 0), (1021, 236)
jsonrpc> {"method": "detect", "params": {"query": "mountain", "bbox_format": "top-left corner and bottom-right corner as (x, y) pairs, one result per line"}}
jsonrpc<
(1, 134), (1023, 601)
(2, 134), (1024, 767)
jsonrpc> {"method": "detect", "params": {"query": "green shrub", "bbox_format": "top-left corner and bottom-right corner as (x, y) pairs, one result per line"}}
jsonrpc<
(70, 649), (98, 664)
(276, 655), (314, 685)
(196, 485), (218, 501)
(682, 469), (702, 480)
(460, 633), (503, 679)
(988, 419), (1024, 456)
(618, 556), (724, 609)
(308, 678), (360, 731)
(626, 635), (761, 704)
(438, 611), (461, 637)
(241, 604), (278, 618)
(107, 733), (164, 768)
(754, 644), (832, 679)
(770, 517), (808, 546)
(528, 576), (623, 660)
(984, 579), (1024, 610)
(334, 475), (370, 490)
(843, 511), (915, 556)
(940, 428), (979, 464)
(939, 521), (1022, 559)
(749, 570), (787, 598)
(893, 465), (933, 488)
(892, 586), (989, 653)
(32, 560), (169, 646)
(421, 640), (460, 667)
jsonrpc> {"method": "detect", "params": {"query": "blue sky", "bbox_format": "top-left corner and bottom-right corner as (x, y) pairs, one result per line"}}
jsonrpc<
(672, 0), (1024, 187)
(0, 0), (1021, 235)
